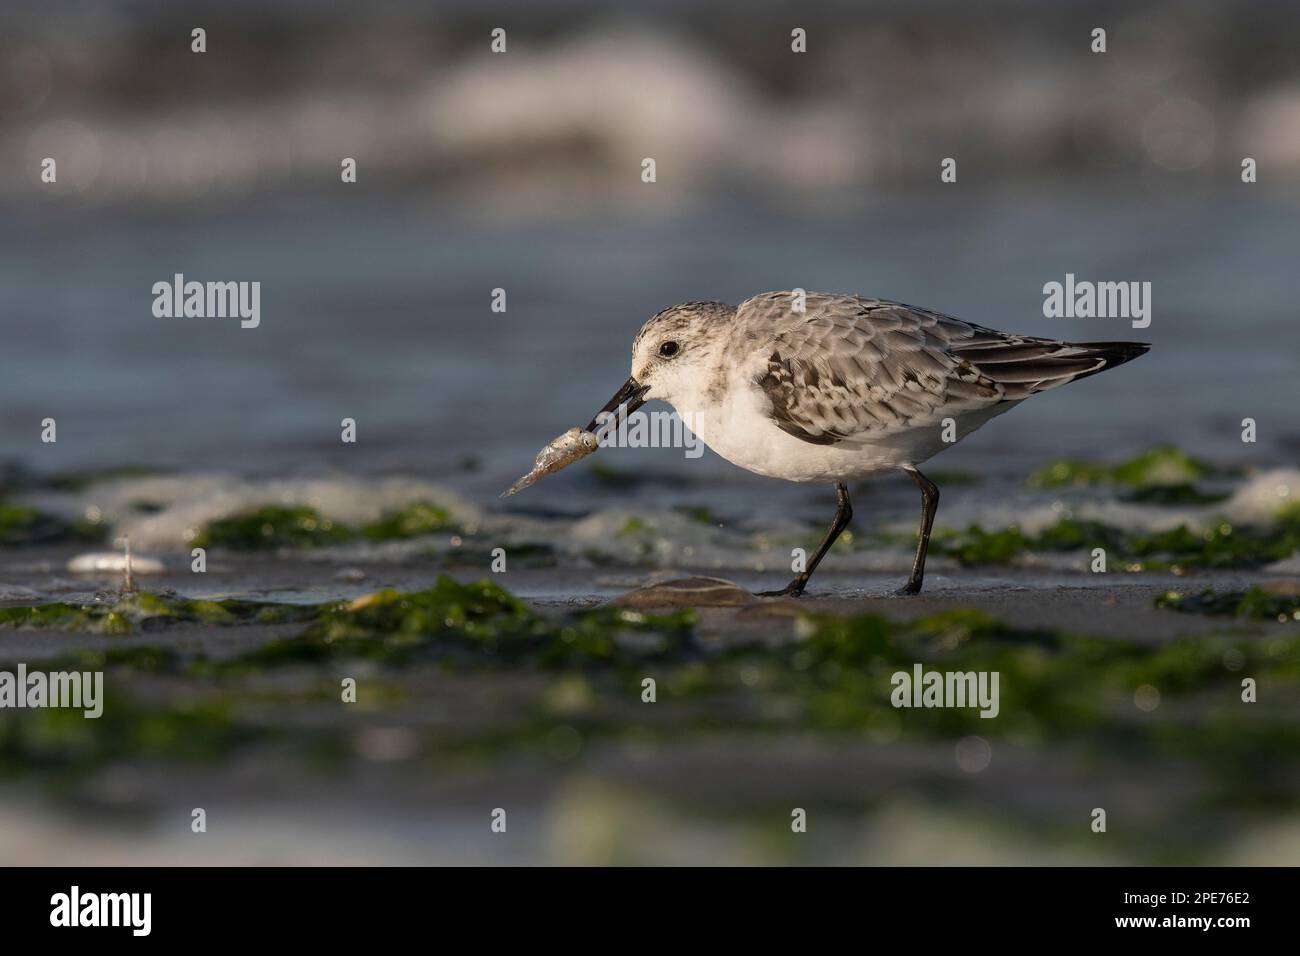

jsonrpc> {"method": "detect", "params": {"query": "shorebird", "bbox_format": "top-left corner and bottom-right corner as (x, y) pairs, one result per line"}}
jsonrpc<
(585, 292), (1149, 596)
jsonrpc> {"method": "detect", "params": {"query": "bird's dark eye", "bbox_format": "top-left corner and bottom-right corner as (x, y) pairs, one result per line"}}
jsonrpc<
(659, 341), (679, 358)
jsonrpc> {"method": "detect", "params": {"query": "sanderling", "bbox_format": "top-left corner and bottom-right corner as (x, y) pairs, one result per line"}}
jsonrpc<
(584, 291), (1149, 596)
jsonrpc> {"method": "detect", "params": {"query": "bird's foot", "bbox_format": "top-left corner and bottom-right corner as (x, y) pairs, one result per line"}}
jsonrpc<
(757, 580), (806, 598)
(893, 580), (923, 596)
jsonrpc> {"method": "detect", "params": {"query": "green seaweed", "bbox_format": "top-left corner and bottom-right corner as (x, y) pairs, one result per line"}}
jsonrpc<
(0, 503), (102, 546)
(679, 506), (720, 525)
(612, 516), (657, 561)
(0, 504), (49, 544)
(311, 577), (538, 644)
(361, 501), (455, 540)
(192, 502), (463, 550)
(1027, 445), (1217, 490)
(61, 646), (188, 674)
(933, 524), (1032, 564)
(192, 505), (353, 550)
(934, 514), (1300, 570)
(618, 517), (648, 536)
(772, 608), (1300, 780)
(1122, 484), (1230, 505)
(0, 592), (321, 635)
(239, 576), (695, 670)
(0, 691), (252, 775)
(933, 519), (1126, 565)
(1156, 587), (1300, 620)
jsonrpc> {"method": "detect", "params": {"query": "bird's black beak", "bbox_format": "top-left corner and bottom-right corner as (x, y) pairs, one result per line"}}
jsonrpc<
(585, 377), (650, 433)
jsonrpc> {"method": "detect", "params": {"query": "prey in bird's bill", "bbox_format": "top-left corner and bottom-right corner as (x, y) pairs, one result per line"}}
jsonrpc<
(521, 291), (1150, 597)
(502, 427), (599, 498)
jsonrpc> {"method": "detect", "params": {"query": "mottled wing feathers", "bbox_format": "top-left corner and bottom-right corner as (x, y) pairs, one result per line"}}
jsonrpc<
(739, 292), (1147, 446)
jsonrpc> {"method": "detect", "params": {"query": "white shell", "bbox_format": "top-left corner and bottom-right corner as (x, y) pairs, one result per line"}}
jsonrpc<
(67, 553), (167, 574)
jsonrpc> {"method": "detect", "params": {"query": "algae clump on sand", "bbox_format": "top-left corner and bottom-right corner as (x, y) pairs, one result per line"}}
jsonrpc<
(191, 501), (458, 550)
(1027, 445), (1217, 490)
(1156, 587), (1300, 620)
(0, 592), (319, 635)
(191, 506), (353, 550)
(245, 576), (694, 670)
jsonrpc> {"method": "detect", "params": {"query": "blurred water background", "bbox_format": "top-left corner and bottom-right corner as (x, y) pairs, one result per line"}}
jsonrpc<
(1, 0), (1297, 511)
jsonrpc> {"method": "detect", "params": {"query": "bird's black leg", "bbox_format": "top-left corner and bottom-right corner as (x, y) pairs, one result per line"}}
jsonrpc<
(896, 467), (940, 596)
(758, 483), (853, 598)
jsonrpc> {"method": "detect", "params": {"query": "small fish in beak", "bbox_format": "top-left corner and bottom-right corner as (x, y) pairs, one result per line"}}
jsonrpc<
(501, 378), (649, 497)
(501, 427), (599, 497)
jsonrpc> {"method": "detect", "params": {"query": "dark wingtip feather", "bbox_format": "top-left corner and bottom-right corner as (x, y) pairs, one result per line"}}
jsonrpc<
(1061, 340), (1149, 385)
(1086, 340), (1151, 358)
(957, 336), (1150, 394)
